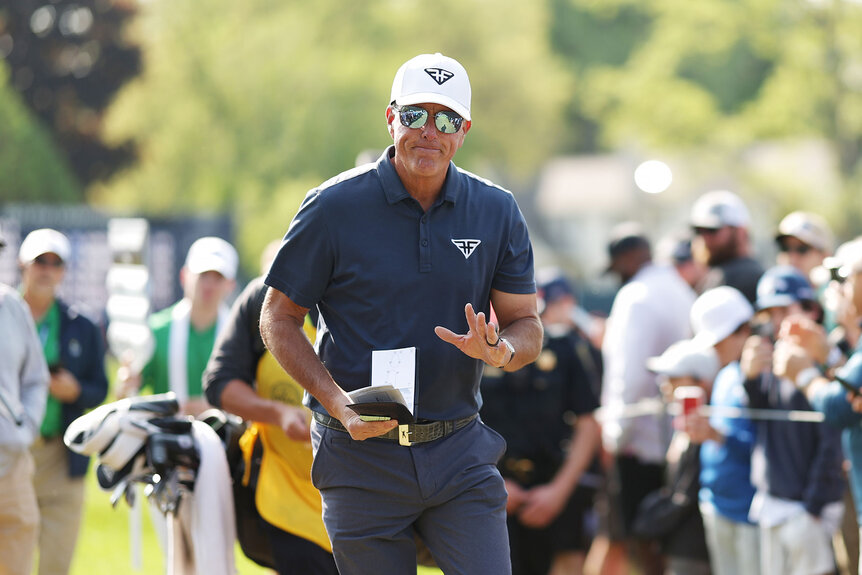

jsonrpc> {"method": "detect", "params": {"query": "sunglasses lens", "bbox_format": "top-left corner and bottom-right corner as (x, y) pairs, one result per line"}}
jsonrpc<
(434, 111), (463, 134)
(399, 106), (428, 129)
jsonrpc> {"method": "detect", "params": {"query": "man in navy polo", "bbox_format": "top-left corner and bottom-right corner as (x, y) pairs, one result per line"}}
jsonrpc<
(260, 53), (543, 574)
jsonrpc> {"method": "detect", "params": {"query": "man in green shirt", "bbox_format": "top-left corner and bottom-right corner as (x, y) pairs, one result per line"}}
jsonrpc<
(19, 228), (108, 575)
(120, 236), (238, 417)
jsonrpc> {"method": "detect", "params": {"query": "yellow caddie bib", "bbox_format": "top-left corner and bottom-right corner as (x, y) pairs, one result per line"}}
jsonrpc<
(239, 318), (331, 552)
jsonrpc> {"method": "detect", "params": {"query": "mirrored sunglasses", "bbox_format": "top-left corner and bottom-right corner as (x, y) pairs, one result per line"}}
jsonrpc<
(393, 104), (464, 134)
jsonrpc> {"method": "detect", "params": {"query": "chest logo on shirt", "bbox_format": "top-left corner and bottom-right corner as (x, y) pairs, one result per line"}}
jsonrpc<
(451, 239), (481, 259)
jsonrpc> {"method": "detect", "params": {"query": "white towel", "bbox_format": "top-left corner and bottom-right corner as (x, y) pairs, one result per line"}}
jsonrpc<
(188, 420), (237, 575)
(161, 421), (237, 575)
(168, 299), (228, 403)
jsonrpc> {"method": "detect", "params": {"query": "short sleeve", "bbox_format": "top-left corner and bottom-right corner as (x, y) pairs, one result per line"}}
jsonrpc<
(265, 190), (335, 308)
(491, 199), (535, 295)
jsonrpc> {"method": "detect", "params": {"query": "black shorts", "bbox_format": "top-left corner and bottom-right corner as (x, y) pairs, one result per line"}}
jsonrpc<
(602, 454), (665, 541)
(508, 484), (597, 575)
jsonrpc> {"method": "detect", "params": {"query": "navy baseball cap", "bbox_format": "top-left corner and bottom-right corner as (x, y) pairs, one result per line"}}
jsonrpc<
(605, 222), (650, 273)
(537, 272), (575, 306)
(755, 265), (816, 311)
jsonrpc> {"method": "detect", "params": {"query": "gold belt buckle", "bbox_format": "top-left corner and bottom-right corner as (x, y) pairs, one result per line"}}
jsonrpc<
(398, 424), (412, 446)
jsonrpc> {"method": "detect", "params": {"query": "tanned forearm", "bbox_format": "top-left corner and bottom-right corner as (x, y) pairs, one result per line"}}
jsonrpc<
(498, 315), (544, 372)
(259, 290), (349, 418)
(220, 379), (285, 425)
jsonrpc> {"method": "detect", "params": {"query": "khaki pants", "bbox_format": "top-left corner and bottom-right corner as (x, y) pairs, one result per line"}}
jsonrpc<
(31, 438), (85, 575)
(0, 451), (39, 575)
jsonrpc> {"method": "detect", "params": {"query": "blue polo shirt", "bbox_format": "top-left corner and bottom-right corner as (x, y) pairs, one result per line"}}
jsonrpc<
(265, 146), (535, 421)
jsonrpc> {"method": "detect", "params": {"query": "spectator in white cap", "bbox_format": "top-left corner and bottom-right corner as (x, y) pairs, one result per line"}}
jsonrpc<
(17, 228), (108, 575)
(687, 286), (762, 575)
(690, 190), (764, 304)
(260, 52), (542, 574)
(633, 340), (720, 575)
(0, 229), (49, 575)
(119, 236), (238, 417)
(775, 211), (834, 281)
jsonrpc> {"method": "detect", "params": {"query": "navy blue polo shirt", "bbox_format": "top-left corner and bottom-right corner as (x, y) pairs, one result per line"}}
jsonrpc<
(265, 146), (535, 421)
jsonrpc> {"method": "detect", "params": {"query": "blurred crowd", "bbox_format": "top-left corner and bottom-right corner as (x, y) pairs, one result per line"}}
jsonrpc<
(2, 186), (862, 575)
(488, 189), (862, 575)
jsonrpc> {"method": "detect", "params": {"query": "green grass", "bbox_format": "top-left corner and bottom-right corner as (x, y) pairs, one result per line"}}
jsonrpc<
(70, 470), (442, 574)
(67, 361), (441, 574)
(69, 470), (270, 575)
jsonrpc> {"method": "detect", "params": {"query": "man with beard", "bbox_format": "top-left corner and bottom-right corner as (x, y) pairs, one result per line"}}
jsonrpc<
(689, 190), (764, 304)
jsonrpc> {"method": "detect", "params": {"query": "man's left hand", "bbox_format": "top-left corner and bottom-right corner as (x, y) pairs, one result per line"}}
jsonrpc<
(434, 303), (510, 368)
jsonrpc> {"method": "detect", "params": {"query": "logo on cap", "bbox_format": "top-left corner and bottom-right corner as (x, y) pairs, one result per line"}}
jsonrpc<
(425, 67), (454, 85)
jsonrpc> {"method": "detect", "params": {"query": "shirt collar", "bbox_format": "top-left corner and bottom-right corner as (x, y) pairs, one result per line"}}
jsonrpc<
(376, 146), (462, 206)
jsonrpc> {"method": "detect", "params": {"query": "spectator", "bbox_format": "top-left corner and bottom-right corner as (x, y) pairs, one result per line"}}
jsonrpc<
(775, 211), (834, 281)
(259, 53), (543, 573)
(774, 237), (862, 574)
(0, 227), (50, 575)
(481, 270), (602, 575)
(657, 234), (707, 291)
(204, 276), (337, 574)
(18, 229), (109, 575)
(598, 222), (696, 575)
(119, 236), (238, 417)
(636, 339), (721, 575)
(743, 266), (844, 575)
(690, 190), (764, 304)
(688, 286), (759, 575)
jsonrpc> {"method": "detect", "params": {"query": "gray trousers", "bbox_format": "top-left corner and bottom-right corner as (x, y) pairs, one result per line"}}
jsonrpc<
(311, 417), (511, 575)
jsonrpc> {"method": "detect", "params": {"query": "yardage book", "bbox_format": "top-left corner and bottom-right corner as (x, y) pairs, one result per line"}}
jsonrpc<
(346, 384), (415, 424)
(345, 347), (417, 424)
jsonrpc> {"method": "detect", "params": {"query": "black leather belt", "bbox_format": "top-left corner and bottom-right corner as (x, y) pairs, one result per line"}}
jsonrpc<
(312, 411), (477, 446)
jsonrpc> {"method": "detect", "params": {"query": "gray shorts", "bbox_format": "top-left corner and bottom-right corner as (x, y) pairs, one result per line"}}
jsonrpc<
(311, 417), (510, 575)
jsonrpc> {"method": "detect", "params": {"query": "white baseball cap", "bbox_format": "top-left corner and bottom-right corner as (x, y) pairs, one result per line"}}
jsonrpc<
(19, 228), (71, 263)
(691, 286), (754, 348)
(830, 238), (862, 279)
(390, 53), (471, 121)
(690, 190), (751, 230)
(776, 211), (834, 254)
(647, 339), (720, 383)
(184, 237), (238, 280)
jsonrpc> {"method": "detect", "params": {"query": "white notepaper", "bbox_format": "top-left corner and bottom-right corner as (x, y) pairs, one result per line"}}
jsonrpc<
(370, 347), (416, 415)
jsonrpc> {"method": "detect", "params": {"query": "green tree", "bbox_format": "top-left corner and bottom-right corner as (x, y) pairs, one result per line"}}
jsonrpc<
(94, 0), (571, 272)
(0, 61), (80, 203)
(0, 0), (141, 186)
(551, 0), (862, 234)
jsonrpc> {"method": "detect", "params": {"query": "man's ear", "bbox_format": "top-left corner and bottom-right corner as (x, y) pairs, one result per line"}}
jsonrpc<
(462, 120), (472, 134)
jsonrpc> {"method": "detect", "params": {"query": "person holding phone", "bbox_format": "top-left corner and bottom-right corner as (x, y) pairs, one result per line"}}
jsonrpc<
(741, 266), (844, 575)
(775, 238), (862, 573)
